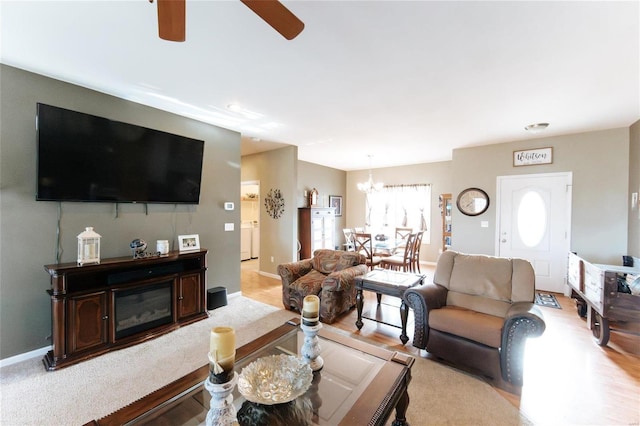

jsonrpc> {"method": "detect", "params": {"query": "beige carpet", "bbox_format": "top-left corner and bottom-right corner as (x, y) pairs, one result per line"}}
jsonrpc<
(0, 295), (531, 425)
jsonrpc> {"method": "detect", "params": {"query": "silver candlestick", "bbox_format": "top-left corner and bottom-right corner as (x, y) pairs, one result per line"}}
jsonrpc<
(300, 321), (323, 371)
(204, 371), (238, 426)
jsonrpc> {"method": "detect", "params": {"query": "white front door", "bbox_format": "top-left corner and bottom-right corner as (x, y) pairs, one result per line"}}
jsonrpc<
(496, 172), (572, 294)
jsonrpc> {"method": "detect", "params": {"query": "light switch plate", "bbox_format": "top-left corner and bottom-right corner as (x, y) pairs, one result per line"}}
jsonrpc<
(481, 221), (489, 228)
(224, 223), (234, 231)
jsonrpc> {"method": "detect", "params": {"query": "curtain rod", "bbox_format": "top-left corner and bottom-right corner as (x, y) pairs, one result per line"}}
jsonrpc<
(382, 183), (431, 189)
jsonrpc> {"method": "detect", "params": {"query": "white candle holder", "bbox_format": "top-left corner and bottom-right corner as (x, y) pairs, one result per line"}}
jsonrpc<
(204, 371), (238, 426)
(300, 321), (323, 371)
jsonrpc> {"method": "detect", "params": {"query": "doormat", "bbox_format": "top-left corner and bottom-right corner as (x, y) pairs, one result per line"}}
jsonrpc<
(535, 292), (561, 309)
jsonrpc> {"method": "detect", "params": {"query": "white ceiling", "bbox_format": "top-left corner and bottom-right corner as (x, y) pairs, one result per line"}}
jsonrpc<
(1, 1), (638, 171)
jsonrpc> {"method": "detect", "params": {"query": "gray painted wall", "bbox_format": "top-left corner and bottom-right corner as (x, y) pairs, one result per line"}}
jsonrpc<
(2, 64), (636, 360)
(344, 128), (633, 265)
(0, 65), (241, 359)
(451, 128), (629, 264)
(630, 120), (640, 257)
(241, 147), (298, 275)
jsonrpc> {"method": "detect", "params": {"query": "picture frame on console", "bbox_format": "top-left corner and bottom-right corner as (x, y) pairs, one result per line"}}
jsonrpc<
(178, 234), (200, 252)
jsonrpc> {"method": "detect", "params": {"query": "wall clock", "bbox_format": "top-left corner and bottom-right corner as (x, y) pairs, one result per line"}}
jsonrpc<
(264, 188), (285, 219)
(456, 188), (490, 216)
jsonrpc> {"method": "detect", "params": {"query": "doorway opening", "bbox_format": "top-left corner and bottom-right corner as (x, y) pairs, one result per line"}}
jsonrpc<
(241, 181), (260, 272)
(496, 172), (572, 294)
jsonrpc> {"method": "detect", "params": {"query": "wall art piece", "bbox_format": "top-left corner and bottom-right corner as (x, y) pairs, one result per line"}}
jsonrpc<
(264, 189), (285, 219)
(513, 147), (553, 166)
(329, 195), (343, 216)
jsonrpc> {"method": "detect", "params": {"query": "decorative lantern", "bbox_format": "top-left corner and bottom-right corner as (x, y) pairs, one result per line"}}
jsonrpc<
(77, 227), (101, 266)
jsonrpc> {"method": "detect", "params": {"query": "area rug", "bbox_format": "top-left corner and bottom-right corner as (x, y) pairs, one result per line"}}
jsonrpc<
(0, 294), (288, 425)
(0, 295), (531, 425)
(535, 292), (562, 309)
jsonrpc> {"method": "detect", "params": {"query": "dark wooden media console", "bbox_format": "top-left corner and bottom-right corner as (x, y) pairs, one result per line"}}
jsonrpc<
(43, 249), (208, 371)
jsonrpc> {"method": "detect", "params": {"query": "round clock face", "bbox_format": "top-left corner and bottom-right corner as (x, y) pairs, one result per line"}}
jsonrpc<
(456, 188), (489, 216)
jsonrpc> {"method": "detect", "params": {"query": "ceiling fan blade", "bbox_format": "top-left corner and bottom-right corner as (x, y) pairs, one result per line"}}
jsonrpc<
(157, 0), (186, 42)
(240, 0), (304, 40)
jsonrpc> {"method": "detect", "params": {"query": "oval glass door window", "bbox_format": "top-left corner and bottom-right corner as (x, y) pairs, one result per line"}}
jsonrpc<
(517, 191), (547, 247)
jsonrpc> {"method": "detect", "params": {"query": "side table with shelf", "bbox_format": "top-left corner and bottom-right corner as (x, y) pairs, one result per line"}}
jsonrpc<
(355, 269), (425, 345)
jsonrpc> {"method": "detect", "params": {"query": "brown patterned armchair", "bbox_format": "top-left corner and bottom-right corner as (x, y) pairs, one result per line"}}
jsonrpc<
(404, 250), (545, 394)
(278, 249), (368, 324)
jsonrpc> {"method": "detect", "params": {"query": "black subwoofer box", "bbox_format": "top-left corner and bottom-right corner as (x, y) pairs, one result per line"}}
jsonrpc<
(207, 286), (228, 310)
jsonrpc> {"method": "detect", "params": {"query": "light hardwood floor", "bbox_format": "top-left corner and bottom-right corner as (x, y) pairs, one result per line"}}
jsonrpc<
(240, 260), (640, 425)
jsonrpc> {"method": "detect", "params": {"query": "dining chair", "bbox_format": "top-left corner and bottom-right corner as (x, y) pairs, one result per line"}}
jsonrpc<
(342, 228), (355, 251)
(380, 232), (417, 272)
(411, 230), (424, 273)
(353, 233), (382, 270)
(393, 227), (413, 254)
(395, 227), (413, 242)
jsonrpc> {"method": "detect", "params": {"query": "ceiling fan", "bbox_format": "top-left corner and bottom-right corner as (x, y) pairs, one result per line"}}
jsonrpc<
(151, 0), (305, 42)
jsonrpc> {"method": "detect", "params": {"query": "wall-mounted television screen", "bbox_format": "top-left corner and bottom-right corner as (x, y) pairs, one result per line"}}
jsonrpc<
(36, 103), (204, 204)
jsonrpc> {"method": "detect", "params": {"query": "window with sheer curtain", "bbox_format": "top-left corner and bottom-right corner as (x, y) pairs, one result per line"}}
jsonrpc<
(364, 184), (431, 243)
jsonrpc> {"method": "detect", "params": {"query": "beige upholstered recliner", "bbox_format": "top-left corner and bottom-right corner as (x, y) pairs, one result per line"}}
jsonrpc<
(278, 249), (368, 324)
(404, 250), (545, 394)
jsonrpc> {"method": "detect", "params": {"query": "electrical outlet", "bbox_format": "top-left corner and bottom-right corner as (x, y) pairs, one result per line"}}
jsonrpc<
(270, 256), (274, 263)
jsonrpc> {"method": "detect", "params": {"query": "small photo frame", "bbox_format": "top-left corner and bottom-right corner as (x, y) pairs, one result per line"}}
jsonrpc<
(178, 234), (200, 252)
(329, 195), (343, 216)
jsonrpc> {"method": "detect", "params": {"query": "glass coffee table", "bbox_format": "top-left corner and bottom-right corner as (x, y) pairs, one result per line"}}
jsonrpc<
(86, 318), (414, 426)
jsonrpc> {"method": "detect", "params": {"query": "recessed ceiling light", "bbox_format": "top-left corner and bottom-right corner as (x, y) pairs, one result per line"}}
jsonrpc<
(524, 123), (550, 133)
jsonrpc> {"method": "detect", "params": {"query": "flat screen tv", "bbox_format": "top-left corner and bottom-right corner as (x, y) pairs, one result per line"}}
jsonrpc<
(36, 103), (204, 204)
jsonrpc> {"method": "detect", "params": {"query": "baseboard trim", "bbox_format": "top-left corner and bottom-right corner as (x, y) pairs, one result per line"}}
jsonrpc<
(227, 290), (242, 299)
(0, 345), (51, 369)
(258, 271), (280, 280)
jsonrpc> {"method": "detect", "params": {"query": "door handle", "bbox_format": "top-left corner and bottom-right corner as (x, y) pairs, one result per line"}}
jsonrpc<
(501, 239), (507, 243)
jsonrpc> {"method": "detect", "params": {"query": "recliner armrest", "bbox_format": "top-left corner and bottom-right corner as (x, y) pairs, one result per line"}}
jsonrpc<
(500, 302), (546, 386)
(504, 302), (546, 335)
(404, 283), (448, 349)
(323, 264), (368, 292)
(405, 283), (448, 311)
(277, 259), (313, 286)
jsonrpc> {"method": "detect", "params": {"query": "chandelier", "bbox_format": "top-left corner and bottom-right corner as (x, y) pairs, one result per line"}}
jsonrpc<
(357, 156), (383, 193)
